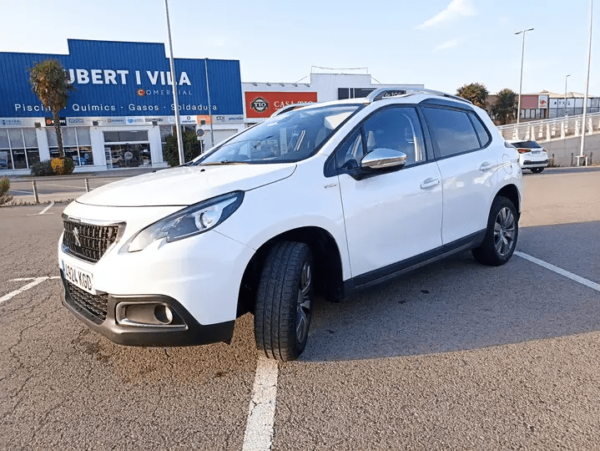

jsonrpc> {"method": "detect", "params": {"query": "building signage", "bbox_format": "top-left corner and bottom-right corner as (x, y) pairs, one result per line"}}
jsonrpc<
(197, 114), (244, 124)
(0, 117), (41, 127)
(0, 39), (243, 118)
(245, 92), (318, 118)
(45, 117), (67, 126)
(538, 95), (549, 109)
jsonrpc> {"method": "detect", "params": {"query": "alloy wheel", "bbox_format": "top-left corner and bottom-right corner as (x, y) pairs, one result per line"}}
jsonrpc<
(296, 261), (312, 343)
(494, 207), (516, 257)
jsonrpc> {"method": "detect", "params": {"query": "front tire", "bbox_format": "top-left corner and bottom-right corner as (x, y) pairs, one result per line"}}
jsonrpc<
(472, 196), (518, 266)
(254, 242), (314, 361)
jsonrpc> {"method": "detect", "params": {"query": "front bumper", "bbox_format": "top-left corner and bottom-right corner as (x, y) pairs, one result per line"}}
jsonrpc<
(60, 270), (235, 346)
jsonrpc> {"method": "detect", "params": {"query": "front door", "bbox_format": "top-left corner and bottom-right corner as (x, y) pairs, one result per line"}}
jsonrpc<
(335, 106), (443, 280)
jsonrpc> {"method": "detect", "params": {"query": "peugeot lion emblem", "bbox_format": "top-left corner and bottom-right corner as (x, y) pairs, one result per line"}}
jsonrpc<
(73, 227), (81, 247)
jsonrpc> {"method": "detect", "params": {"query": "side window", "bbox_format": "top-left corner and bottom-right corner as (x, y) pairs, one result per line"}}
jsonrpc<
(468, 112), (491, 147)
(336, 107), (426, 169)
(422, 107), (481, 158)
(336, 130), (364, 169)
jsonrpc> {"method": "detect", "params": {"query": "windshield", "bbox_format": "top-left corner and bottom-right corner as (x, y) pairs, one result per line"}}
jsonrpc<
(194, 104), (361, 165)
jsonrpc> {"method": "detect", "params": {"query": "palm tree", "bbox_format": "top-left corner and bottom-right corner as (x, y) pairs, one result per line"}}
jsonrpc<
(29, 60), (75, 158)
(491, 89), (518, 125)
(456, 83), (489, 108)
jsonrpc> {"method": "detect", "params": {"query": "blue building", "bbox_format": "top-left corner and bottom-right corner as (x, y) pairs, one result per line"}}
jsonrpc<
(0, 39), (244, 173)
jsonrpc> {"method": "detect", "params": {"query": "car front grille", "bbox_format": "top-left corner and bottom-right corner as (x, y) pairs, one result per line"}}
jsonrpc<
(62, 216), (123, 263)
(65, 281), (109, 325)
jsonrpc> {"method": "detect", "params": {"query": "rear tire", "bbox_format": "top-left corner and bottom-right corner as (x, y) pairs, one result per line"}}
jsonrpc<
(530, 167), (544, 173)
(254, 241), (314, 361)
(472, 196), (518, 266)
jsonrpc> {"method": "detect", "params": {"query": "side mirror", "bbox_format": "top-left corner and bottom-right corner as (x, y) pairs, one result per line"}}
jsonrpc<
(361, 148), (407, 170)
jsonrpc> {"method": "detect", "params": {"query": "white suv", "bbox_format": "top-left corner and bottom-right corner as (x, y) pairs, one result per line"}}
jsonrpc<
(58, 88), (522, 361)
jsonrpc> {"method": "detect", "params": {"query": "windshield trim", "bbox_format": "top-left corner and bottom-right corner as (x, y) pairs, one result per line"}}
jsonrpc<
(193, 103), (364, 166)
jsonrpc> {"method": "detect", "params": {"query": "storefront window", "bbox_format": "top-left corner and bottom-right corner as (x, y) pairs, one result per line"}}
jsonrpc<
(160, 125), (174, 160)
(103, 130), (151, 168)
(104, 130), (148, 142)
(0, 128), (40, 170)
(47, 127), (94, 166)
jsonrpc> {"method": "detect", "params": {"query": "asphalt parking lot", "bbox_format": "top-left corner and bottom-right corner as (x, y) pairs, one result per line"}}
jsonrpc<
(1, 168), (600, 450)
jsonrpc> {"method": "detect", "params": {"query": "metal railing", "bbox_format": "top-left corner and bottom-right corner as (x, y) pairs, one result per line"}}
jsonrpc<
(497, 111), (600, 142)
(8, 174), (133, 204)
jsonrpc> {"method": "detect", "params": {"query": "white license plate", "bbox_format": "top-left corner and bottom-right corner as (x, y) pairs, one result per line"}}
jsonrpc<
(532, 150), (541, 154)
(62, 260), (95, 294)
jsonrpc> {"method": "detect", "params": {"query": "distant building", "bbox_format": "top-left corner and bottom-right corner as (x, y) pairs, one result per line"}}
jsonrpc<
(0, 39), (244, 174)
(243, 73), (423, 125)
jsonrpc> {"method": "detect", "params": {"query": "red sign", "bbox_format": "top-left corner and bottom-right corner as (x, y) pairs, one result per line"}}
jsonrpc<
(245, 91), (318, 118)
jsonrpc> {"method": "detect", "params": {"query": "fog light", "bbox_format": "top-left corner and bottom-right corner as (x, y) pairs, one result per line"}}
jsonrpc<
(116, 302), (180, 327)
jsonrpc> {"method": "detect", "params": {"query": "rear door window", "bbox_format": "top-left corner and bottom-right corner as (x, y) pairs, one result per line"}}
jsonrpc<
(422, 107), (481, 158)
(468, 112), (491, 148)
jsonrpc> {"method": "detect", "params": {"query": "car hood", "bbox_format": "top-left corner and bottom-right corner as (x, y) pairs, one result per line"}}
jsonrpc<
(76, 163), (297, 207)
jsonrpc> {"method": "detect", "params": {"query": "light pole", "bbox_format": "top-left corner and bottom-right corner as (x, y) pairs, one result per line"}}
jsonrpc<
(164, 0), (185, 166)
(564, 74), (570, 117)
(515, 28), (534, 126)
(580, 0), (594, 165)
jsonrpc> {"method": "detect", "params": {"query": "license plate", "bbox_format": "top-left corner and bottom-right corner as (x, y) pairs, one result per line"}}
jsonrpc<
(62, 260), (95, 294)
(532, 150), (541, 154)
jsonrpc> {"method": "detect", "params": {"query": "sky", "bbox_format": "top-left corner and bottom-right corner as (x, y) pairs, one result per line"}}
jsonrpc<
(1, 0), (597, 96)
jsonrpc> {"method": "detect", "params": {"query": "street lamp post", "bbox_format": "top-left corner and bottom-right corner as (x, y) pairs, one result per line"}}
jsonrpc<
(579, 0), (594, 166)
(564, 74), (570, 117)
(164, 0), (185, 166)
(515, 28), (534, 126)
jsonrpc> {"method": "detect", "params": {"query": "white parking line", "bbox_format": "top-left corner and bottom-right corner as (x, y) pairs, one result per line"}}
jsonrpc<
(0, 277), (52, 305)
(10, 189), (33, 195)
(10, 276), (60, 282)
(242, 358), (279, 451)
(39, 201), (54, 215)
(515, 251), (600, 293)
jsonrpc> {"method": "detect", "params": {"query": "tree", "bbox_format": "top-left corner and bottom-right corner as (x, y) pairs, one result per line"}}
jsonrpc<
(491, 89), (518, 125)
(163, 130), (203, 167)
(28, 60), (75, 158)
(456, 83), (489, 108)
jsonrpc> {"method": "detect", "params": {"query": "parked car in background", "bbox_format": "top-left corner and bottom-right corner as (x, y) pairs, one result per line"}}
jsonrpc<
(511, 140), (548, 173)
(58, 87), (523, 361)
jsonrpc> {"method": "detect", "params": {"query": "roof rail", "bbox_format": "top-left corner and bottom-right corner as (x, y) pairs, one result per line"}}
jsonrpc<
(366, 87), (472, 105)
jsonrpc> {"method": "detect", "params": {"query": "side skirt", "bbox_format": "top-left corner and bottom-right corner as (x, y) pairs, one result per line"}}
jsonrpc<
(342, 230), (486, 298)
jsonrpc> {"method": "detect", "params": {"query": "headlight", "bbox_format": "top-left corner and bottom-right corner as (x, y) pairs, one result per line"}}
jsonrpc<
(126, 191), (244, 252)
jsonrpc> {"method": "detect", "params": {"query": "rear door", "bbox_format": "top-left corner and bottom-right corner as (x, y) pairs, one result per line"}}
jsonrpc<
(421, 105), (498, 245)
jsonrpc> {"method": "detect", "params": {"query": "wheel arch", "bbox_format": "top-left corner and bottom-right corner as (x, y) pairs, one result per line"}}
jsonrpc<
(495, 183), (521, 218)
(237, 226), (344, 317)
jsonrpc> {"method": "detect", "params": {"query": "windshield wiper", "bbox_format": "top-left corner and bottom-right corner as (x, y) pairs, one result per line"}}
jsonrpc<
(199, 160), (247, 166)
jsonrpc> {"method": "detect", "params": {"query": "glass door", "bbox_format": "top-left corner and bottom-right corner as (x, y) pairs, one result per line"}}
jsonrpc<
(105, 143), (152, 168)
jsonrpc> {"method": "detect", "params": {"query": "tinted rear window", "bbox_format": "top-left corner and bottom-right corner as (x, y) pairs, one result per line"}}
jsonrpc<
(512, 141), (541, 149)
(422, 107), (481, 158)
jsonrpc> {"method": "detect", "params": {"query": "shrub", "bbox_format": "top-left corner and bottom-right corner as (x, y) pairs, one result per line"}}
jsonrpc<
(163, 130), (203, 167)
(0, 176), (9, 197)
(30, 160), (54, 176)
(51, 157), (75, 175)
(0, 176), (11, 205)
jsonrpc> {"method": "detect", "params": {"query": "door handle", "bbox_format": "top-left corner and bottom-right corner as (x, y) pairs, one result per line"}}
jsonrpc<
(479, 162), (493, 172)
(420, 178), (440, 189)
